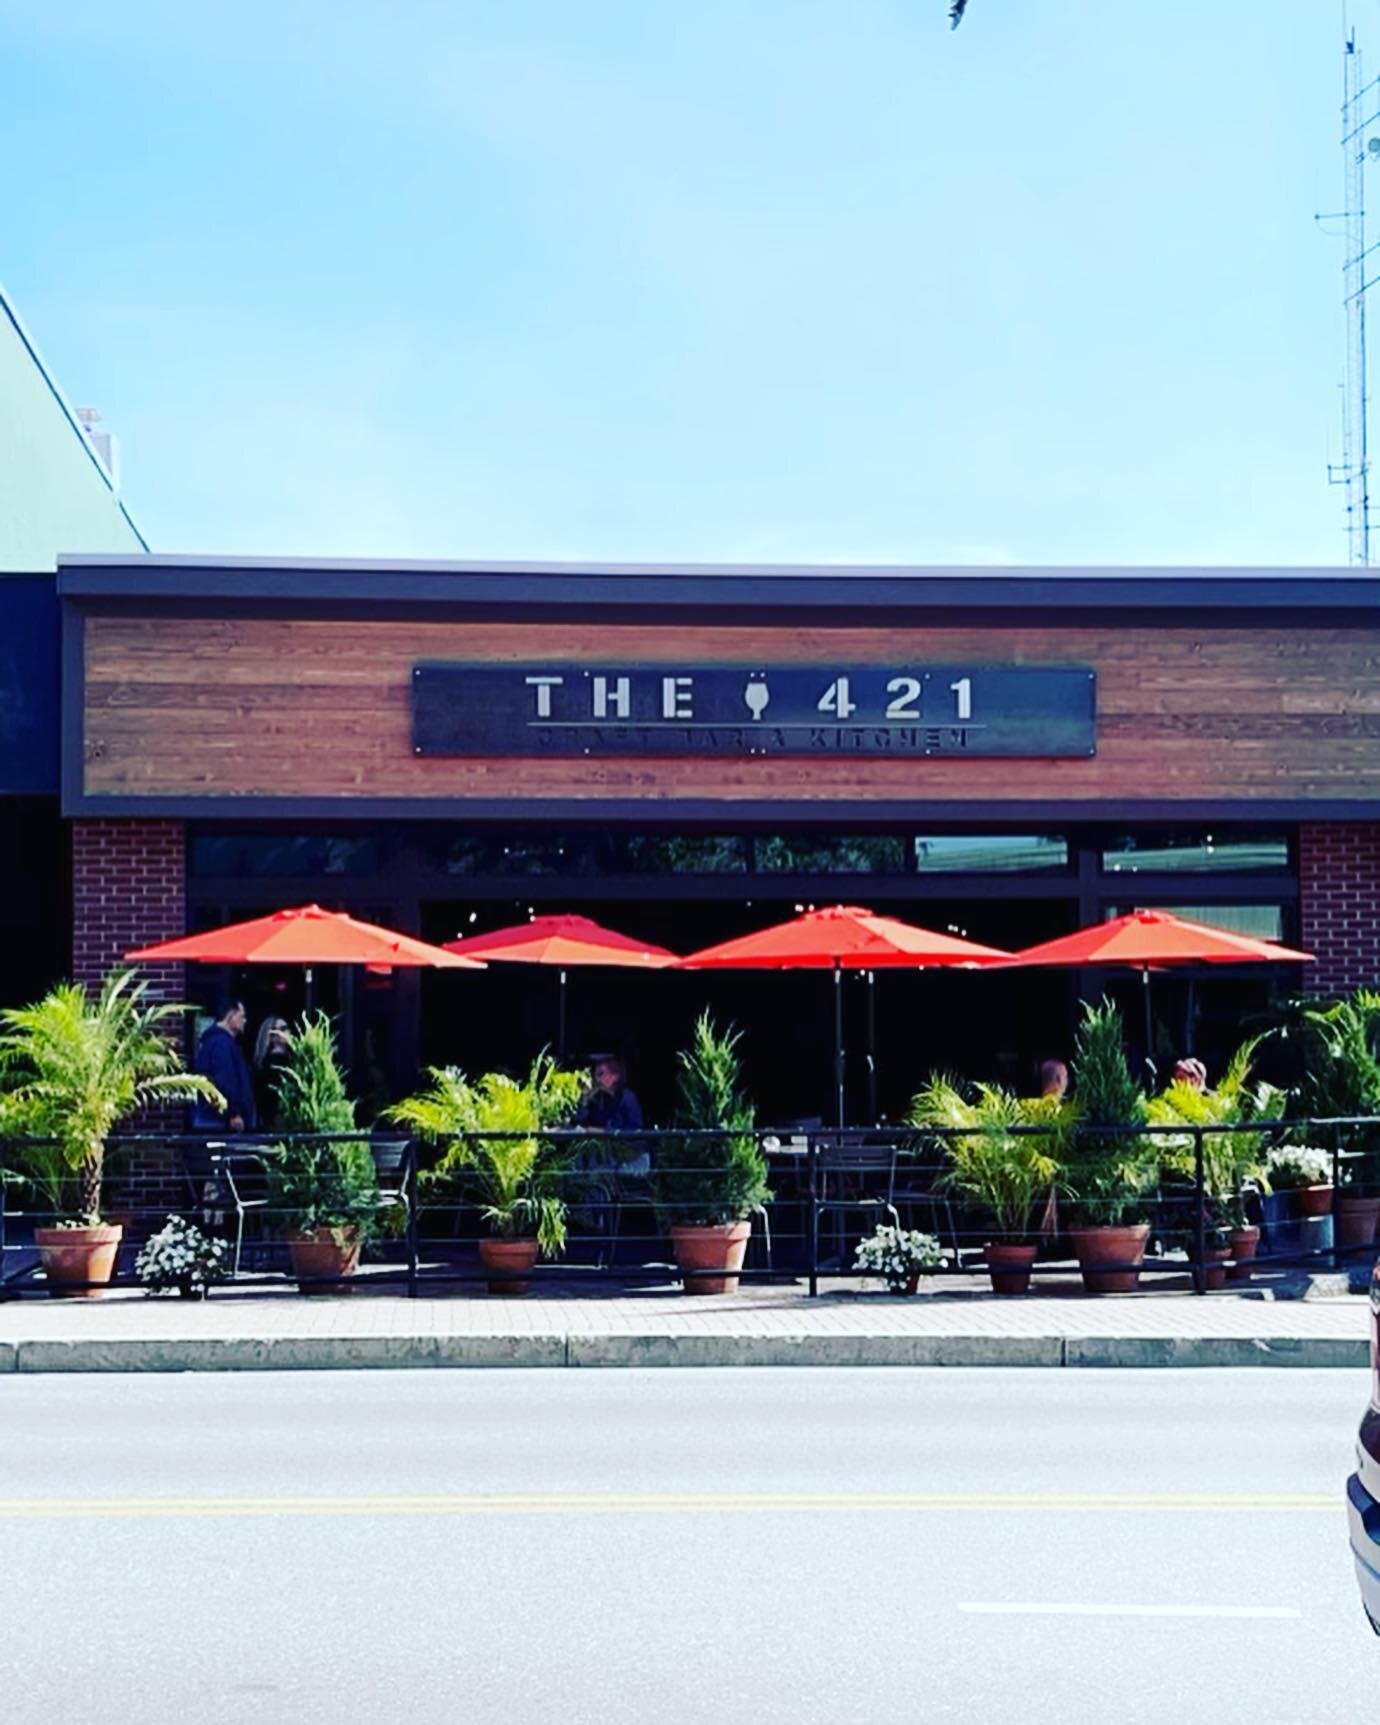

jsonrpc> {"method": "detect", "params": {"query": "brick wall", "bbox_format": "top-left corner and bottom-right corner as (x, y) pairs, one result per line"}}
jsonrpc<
(1298, 822), (1380, 995)
(71, 818), (188, 1222)
(72, 817), (186, 998)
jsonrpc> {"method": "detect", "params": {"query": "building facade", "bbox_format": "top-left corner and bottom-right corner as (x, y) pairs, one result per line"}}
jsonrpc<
(54, 555), (1380, 1122)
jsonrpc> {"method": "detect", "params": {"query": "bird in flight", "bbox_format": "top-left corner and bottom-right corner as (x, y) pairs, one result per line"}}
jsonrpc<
(949, 0), (969, 26)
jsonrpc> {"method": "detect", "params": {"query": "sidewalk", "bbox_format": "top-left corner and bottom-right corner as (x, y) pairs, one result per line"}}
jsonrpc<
(0, 1273), (1368, 1372)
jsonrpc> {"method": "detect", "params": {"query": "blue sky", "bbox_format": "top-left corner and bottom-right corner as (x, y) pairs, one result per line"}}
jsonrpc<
(0, 0), (1355, 564)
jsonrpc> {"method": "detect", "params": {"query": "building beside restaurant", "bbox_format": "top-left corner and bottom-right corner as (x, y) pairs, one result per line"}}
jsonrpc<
(54, 554), (1380, 1122)
(0, 285), (147, 1006)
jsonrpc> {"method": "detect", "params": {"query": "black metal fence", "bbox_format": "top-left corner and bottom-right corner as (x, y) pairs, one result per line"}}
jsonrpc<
(0, 1117), (1374, 1298)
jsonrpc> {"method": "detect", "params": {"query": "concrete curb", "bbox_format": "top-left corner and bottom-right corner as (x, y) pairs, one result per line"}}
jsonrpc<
(0, 1331), (1366, 1373)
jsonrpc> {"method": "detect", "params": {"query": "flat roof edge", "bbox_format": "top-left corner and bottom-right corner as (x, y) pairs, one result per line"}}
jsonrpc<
(55, 557), (1380, 612)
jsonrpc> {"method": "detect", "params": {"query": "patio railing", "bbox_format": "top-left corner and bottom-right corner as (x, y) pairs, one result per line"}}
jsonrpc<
(0, 1117), (1374, 1297)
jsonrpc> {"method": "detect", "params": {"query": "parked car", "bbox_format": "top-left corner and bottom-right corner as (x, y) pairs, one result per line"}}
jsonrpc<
(1347, 1266), (1380, 1633)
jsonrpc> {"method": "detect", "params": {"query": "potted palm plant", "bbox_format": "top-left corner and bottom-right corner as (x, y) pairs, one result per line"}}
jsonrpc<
(907, 1076), (1065, 1294)
(0, 971), (219, 1296)
(1064, 999), (1157, 1293)
(1148, 1036), (1281, 1282)
(389, 1054), (583, 1293)
(653, 1013), (770, 1295)
(265, 1012), (380, 1291)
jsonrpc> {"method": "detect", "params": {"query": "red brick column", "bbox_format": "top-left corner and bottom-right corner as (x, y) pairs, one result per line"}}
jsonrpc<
(72, 818), (186, 998)
(1298, 822), (1380, 995)
(71, 818), (189, 1224)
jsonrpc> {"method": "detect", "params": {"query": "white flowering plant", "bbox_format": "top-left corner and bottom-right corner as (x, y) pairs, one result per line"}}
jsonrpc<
(135, 1214), (229, 1298)
(853, 1224), (947, 1292)
(1263, 1145), (1333, 1190)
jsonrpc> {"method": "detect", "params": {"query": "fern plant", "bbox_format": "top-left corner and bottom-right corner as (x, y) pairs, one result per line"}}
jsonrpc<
(653, 1013), (770, 1229)
(907, 1076), (1066, 1239)
(0, 970), (218, 1224)
(388, 1053), (584, 1254)
(1147, 1035), (1283, 1228)
(264, 1012), (379, 1238)
(1065, 998), (1156, 1227)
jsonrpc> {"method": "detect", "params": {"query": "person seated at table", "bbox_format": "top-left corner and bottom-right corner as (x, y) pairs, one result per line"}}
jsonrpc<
(577, 1054), (644, 1133)
(1036, 1057), (1069, 1101)
(1171, 1056), (1208, 1092)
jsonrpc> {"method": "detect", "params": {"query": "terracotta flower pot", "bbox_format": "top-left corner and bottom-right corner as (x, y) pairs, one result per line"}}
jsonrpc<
(1196, 1246), (1231, 1292)
(669, 1220), (752, 1295)
(1298, 1183), (1335, 1218)
(1227, 1225), (1261, 1282)
(34, 1224), (122, 1297)
(1070, 1224), (1150, 1294)
(1337, 1195), (1380, 1252)
(286, 1228), (361, 1293)
(985, 1241), (1037, 1296)
(478, 1236), (539, 1295)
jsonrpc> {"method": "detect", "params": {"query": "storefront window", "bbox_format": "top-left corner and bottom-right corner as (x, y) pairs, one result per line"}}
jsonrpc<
(189, 834), (384, 878)
(754, 835), (908, 874)
(912, 835), (1069, 873)
(1108, 903), (1286, 941)
(438, 832), (749, 876)
(1102, 830), (1289, 874)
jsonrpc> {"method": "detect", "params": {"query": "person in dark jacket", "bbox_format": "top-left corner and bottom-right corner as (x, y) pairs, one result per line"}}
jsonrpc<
(192, 999), (257, 1133)
(253, 1016), (292, 1128)
(577, 1054), (644, 1134)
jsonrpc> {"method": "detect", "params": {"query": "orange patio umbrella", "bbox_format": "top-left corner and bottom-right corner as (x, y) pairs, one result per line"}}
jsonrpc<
(127, 903), (484, 1007)
(679, 905), (1012, 1126)
(1000, 908), (1313, 1063)
(443, 913), (678, 1057)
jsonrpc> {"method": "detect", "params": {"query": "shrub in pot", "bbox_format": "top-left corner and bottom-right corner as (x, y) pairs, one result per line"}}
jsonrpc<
(907, 1076), (1065, 1294)
(1064, 1000), (1156, 1294)
(0, 971), (220, 1296)
(389, 1054), (583, 1293)
(265, 1013), (380, 1292)
(653, 1014), (769, 1295)
(1264, 1145), (1334, 1217)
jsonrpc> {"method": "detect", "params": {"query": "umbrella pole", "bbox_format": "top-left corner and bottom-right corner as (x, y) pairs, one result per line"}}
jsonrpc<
(1141, 968), (1153, 1074)
(866, 969), (878, 1125)
(305, 966), (315, 1015)
(558, 969), (568, 1062)
(833, 959), (845, 1130)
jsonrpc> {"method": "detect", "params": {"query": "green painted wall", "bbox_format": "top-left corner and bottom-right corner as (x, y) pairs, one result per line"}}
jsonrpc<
(0, 289), (146, 573)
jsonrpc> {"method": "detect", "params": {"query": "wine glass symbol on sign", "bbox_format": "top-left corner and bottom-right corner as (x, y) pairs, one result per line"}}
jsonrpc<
(743, 677), (770, 721)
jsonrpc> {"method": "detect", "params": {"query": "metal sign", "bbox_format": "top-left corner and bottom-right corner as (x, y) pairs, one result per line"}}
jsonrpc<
(412, 664), (1096, 759)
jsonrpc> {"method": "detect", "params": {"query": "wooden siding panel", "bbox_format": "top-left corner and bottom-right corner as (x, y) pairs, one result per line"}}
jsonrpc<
(80, 615), (1380, 806)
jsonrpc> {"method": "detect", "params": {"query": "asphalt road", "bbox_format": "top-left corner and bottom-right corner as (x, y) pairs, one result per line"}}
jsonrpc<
(0, 1367), (1370, 1724)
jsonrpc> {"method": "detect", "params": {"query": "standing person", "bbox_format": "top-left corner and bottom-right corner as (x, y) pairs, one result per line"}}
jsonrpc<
(192, 999), (257, 1133)
(253, 1016), (292, 1128)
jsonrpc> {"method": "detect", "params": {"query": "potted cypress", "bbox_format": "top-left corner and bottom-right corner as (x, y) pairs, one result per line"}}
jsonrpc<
(1064, 1000), (1157, 1293)
(265, 1013), (380, 1291)
(1292, 991), (1380, 1251)
(654, 1013), (770, 1295)
(0, 971), (220, 1296)
(389, 1055), (584, 1293)
(907, 1077), (1065, 1294)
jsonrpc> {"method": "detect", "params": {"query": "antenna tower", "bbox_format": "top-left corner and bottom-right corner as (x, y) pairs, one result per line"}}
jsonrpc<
(1330, 30), (1380, 563)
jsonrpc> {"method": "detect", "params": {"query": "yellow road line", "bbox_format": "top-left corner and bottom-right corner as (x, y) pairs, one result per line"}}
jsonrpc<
(0, 1491), (1342, 1520)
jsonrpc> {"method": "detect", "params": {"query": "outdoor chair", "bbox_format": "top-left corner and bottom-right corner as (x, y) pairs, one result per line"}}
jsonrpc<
(368, 1135), (412, 1209)
(182, 1141), (271, 1278)
(889, 1142), (963, 1262)
(812, 1133), (900, 1271)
